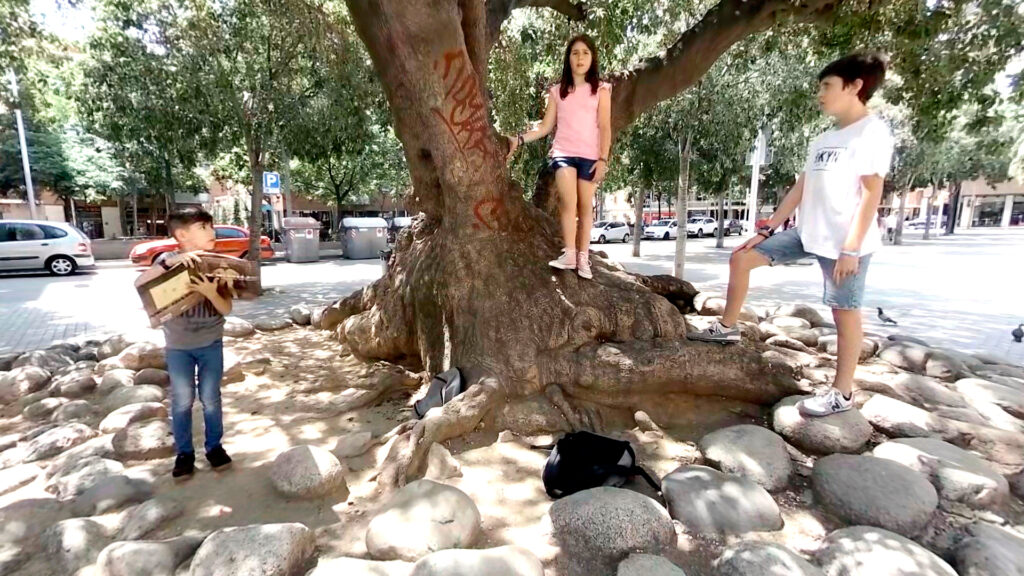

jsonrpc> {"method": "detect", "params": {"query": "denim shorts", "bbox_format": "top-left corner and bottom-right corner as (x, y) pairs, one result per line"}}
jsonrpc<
(753, 228), (871, 310)
(550, 156), (597, 181)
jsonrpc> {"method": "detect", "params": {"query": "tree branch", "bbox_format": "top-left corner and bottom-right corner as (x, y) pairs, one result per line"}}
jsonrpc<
(485, 0), (587, 48)
(609, 0), (840, 135)
(520, 0), (586, 20)
(460, 0), (489, 82)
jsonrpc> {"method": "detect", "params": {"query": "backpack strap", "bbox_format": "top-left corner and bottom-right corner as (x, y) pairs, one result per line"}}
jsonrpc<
(600, 464), (662, 494)
(630, 465), (663, 494)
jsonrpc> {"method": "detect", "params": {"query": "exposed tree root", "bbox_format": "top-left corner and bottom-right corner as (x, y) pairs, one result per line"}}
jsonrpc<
(377, 377), (505, 492)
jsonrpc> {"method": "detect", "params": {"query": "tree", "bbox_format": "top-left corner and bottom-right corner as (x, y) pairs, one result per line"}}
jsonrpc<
(323, 0), (1024, 492)
(0, 0), (41, 97)
(323, 0), (907, 492)
(278, 9), (407, 237)
(82, 0), (334, 261)
(232, 196), (243, 227)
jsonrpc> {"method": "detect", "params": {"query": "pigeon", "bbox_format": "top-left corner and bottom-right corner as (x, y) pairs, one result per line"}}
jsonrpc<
(1013, 324), (1024, 343)
(877, 307), (898, 326)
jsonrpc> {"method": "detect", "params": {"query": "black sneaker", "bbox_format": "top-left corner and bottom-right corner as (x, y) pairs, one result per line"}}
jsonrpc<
(206, 446), (232, 471)
(172, 453), (195, 479)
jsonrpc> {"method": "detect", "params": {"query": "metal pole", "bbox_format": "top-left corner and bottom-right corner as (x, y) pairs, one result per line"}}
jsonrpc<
(8, 71), (38, 220)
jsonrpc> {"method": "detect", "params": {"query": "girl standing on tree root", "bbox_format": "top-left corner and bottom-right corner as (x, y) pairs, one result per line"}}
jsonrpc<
(506, 34), (612, 280)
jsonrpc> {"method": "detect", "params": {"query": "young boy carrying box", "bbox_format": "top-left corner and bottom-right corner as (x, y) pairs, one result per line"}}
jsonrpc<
(153, 208), (234, 478)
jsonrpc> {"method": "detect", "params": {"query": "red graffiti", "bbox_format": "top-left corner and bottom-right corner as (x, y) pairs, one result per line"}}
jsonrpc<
(432, 50), (491, 166)
(472, 196), (505, 231)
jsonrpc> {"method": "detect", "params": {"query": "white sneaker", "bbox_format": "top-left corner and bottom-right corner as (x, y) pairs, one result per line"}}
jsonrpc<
(797, 388), (853, 417)
(686, 320), (741, 344)
(549, 249), (577, 270)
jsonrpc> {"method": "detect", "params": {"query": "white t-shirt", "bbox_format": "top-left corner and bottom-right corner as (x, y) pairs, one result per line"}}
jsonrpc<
(798, 115), (894, 259)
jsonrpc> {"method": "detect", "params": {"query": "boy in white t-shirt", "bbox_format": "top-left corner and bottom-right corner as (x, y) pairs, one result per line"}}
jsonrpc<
(689, 53), (895, 417)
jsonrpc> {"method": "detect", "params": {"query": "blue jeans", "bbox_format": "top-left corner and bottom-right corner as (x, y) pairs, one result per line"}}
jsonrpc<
(753, 228), (871, 310)
(166, 340), (224, 455)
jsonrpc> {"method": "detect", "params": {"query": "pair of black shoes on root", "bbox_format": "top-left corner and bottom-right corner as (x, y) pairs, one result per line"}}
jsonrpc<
(172, 446), (232, 479)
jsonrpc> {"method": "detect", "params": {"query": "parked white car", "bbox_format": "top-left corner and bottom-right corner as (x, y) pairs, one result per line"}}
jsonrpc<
(0, 220), (94, 275)
(643, 219), (679, 240)
(590, 220), (630, 244)
(686, 216), (718, 238)
(905, 217), (945, 230)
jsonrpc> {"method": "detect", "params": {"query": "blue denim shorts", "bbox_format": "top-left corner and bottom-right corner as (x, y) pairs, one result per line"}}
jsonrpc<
(753, 228), (871, 310)
(550, 156), (597, 181)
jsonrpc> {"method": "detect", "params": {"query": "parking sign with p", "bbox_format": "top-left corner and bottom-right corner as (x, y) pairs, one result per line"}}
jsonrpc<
(263, 171), (281, 193)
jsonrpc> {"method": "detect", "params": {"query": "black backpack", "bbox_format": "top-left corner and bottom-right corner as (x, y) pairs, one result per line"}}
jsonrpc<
(413, 368), (463, 419)
(540, 431), (662, 499)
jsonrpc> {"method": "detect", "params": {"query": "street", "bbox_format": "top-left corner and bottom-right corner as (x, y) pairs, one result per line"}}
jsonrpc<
(1, 228), (1022, 364)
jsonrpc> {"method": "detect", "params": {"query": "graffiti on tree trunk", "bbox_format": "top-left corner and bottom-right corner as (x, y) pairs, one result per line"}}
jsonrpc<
(472, 196), (505, 231)
(432, 49), (491, 170)
(433, 49), (505, 232)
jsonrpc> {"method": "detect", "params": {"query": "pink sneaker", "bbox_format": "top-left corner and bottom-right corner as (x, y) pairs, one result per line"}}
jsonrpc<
(577, 251), (593, 279)
(549, 248), (577, 270)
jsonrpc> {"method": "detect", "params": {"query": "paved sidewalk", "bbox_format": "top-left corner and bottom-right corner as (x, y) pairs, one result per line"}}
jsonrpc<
(601, 227), (1024, 366)
(1, 227), (1022, 366)
(0, 258), (383, 354)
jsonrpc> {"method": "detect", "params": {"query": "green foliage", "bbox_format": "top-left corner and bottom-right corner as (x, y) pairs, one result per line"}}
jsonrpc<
(0, 114), (126, 202)
(488, 0), (1023, 208)
(281, 8), (408, 210)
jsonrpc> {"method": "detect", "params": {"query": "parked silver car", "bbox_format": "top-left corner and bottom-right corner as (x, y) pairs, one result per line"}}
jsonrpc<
(0, 220), (95, 275)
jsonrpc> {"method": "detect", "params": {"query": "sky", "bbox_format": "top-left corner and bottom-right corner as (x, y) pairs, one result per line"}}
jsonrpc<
(30, 0), (96, 44)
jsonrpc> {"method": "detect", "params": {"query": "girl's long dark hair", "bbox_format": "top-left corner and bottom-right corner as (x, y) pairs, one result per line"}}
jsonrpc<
(558, 35), (600, 100)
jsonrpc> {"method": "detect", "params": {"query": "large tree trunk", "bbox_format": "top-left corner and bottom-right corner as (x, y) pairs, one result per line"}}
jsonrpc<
(673, 132), (691, 278)
(923, 182), (936, 240)
(281, 147), (293, 219)
(163, 155), (176, 213)
(150, 194), (158, 236)
(246, 144), (265, 273)
(894, 189), (908, 245)
(944, 180), (960, 235)
(631, 187), (644, 257)
(331, 0), (828, 492)
(715, 193), (726, 249)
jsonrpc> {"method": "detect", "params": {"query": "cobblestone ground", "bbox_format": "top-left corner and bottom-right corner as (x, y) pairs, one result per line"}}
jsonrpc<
(1, 227), (1022, 365)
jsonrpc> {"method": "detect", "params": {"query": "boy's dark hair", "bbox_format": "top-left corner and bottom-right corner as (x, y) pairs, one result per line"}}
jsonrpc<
(818, 52), (887, 103)
(167, 208), (214, 238)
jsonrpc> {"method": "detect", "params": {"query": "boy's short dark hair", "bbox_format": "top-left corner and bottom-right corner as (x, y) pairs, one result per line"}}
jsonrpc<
(167, 208), (214, 238)
(818, 52), (887, 103)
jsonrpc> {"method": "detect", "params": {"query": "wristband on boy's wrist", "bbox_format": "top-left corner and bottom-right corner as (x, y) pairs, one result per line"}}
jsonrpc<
(517, 132), (525, 146)
(840, 250), (860, 257)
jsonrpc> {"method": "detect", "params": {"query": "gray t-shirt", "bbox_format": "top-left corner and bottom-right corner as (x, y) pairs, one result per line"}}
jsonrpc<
(154, 251), (225, 350)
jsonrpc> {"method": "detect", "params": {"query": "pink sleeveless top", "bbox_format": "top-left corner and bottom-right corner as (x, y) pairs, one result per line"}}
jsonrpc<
(549, 82), (610, 161)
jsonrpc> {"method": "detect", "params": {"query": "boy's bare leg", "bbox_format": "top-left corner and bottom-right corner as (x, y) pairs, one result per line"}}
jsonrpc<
(720, 249), (771, 326)
(831, 308), (862, 397)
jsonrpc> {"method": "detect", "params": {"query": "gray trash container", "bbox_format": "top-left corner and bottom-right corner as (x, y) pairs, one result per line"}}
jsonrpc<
(282, 217), (321, 263)
(340, 217), (389, 260)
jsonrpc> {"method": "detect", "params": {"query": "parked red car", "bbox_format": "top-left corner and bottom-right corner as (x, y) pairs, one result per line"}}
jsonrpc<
(129, 225), (275, 266)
